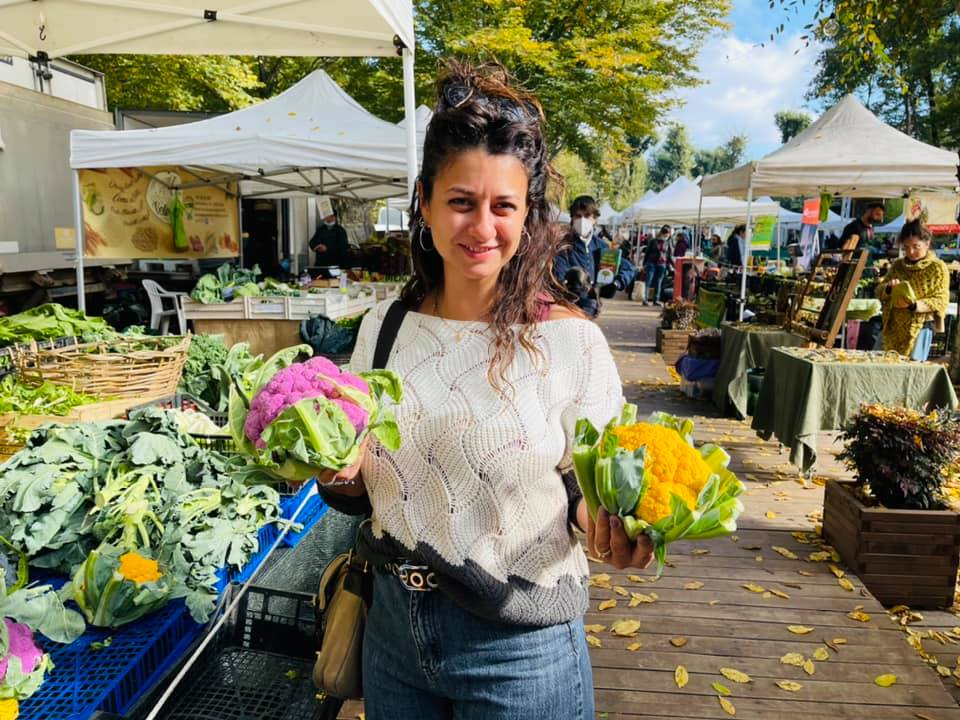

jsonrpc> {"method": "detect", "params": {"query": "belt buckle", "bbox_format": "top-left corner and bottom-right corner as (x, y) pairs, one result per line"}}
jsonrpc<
(393, 562), (437, 592)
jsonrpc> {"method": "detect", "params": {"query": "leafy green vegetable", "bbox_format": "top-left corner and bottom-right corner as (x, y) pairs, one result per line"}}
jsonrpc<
(0, 408), (280, 622)
(179, 335), (257, 412)
(0, 304), (115, 348)
(0, 568), (85, 644)
(190, 263), (262, 304)
(0, 376), (100, 417)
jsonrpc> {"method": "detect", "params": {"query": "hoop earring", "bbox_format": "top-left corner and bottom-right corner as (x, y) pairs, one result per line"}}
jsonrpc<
(417, 219), (434, 252)
(515, 228), (531, 258)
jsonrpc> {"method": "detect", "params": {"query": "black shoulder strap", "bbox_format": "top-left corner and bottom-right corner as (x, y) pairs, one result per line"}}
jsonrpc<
(372, 300), (408, 370)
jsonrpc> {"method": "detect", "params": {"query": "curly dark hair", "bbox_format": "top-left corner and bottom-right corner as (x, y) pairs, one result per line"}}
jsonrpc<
(400, 60), (571, 390)
(899, 219), (933, 245)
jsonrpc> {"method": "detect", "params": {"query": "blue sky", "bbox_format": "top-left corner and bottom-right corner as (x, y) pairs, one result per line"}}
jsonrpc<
(667, 0), (824, 162)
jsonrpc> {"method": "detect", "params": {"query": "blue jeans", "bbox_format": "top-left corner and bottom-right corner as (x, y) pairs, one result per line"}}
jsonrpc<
(644, 263), (665, 302)
(362, 571), (595, 720)
(911, 327), (934, 361)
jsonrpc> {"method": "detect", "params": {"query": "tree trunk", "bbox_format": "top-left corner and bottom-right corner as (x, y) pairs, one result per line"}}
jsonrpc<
(924, 68), (939, 146)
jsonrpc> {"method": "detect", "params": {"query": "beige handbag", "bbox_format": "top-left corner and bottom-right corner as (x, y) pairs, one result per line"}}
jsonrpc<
(312, 549), (371, 700)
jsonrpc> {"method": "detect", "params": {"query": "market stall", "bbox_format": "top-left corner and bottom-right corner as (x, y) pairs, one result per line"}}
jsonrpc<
(751, 347), (958, 474)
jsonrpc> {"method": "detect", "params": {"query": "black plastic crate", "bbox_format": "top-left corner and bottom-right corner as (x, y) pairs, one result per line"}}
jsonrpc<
(127, 393), (236, 455)
(145, 585), (341, 720)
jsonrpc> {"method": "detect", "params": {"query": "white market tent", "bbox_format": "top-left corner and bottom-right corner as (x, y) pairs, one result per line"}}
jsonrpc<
(702, 95), (959, 199)
(630, 176), (781, 225)
(597, 202), (618, 225)
(0, 0), (417, 311)
(876, 213), (906, 235)
(762, 199), (846, 232)
(619, 189), (657, 223)
(701, 94), (959, 316)
(398, 104), (433, 161)
(72, 70), (410, 200)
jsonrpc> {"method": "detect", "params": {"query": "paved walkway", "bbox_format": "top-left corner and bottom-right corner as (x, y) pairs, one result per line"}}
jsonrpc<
(339, 299), (960, 719)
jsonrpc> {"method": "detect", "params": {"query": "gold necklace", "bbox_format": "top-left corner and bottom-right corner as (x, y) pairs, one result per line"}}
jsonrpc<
(433, 294), (465, 342)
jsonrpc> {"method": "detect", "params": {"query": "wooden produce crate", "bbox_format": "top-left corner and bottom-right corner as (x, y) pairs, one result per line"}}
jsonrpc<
(656, 327), (690, 367)
(180, 298), (245, 321)
(822, 479), (960, 608)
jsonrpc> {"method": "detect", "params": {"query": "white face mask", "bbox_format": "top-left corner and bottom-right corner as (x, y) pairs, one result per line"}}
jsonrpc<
(324, 219), (336, 227)
(573, 217), (594, 237)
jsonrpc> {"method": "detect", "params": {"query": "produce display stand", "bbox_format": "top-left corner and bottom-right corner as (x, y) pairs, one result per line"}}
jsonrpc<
(17, 482), (328, 720)
(182, 287), (391, 358)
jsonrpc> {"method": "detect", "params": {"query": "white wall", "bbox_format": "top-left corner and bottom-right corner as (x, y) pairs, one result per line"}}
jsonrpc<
(0, 56), (105, 110)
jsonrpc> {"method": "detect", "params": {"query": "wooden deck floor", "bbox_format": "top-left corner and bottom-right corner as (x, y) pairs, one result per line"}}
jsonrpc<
(338, 300), (960, 719)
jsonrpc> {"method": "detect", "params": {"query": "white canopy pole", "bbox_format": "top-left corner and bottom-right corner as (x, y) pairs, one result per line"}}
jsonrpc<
(776, 217), (782, 270)
(71, 170), (87, 313)
(694, 186), (704, 256)
(402, 46), (418, 200)
(739, 180), (754, 321)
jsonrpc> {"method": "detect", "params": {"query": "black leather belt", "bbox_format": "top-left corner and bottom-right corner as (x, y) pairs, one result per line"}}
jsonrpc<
(383, 561), (439, 592)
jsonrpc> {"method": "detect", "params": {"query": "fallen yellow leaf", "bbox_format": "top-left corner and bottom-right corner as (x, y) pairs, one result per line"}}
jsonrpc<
(768, 589), (791, 600)
(719, 696), (736, 716)
(626, 642), (641, 651)
(848, 609), (872, 622)
(628, 592), (656, 607)
(813, 647), (830, 661)
(772, 546), (798, 560)
(589, 573), (613, 588)
(586, 635), (602, 648)
(838, 577), (854, 592)
(874, 674), (897, 687)
(597, 599), (617, 611)
(709, 599), (720, 606)
(712, 681), (732, 696)
(780, 653), (805, 667)
(611, 619), (641, 637)
(936, 665), (952, 677)
(612, 585), (630, 597)
(627, 574), (644, 583)
(684, 581), (705, 590)
(766, 511), (777, 519)
(675, 665), (689, 689)
(776, 680), (803, 692)
(831, 637), (848, 645)
(829, 564), (845, 579)
(787, 625), (814, 635)
(670, 637), (689, 647)
(583, 624), (606, 633)
(720, 667), (752, 683)
(802, 659), (815, 675)
(692, 548), (711, 555)
(807, 551), (831, 562)
(742, 583), (766, 593)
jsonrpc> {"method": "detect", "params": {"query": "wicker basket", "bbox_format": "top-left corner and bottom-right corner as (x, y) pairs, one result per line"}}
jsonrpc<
(12, 336), (191, 400)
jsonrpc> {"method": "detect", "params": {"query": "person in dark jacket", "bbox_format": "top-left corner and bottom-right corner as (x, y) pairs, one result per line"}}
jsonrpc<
(725, 224), (746, 268)
(642, 226), (671, 306)
(553, 196), (635, 314)
(839, 202), (884, 251)
(309, 210), (350, 267)
(564, 267), (599, 319)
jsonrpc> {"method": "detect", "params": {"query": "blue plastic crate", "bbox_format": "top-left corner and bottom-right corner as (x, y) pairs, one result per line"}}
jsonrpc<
(20, 600), (203, 720)
(18, 484), (327, 719)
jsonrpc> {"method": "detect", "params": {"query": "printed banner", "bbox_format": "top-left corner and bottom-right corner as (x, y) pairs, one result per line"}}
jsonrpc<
(596, 248), (622, 286)
(801, 198), (821, 226)
(751, 215), (777, 251)
(906, 194), (960, 235)
(79, 167), (240, 259)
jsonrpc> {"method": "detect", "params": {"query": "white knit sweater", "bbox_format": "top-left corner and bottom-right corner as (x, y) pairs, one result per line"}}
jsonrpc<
(348, 300), (624, 626)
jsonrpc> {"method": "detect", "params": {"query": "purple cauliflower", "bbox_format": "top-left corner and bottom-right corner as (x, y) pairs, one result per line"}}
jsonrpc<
(0, 619), (42, 681)
(244, 357), (371, 449)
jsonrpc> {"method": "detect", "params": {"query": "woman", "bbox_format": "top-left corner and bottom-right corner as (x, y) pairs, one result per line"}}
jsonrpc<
(320, 62), (653, 720)
(877, 220), (949, 361)
(725, 224), (746, 268)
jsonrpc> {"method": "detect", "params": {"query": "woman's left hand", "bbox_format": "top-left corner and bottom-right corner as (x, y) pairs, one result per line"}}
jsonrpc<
(587, 507), (655, 570)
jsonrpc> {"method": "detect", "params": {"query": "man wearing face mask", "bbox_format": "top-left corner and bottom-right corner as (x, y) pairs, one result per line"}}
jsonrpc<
(309, 209), (350, 268)
(554, 195), (635, 313)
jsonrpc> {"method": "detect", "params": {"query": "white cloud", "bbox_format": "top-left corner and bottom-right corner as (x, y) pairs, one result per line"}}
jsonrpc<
(667, 33), (821, 161)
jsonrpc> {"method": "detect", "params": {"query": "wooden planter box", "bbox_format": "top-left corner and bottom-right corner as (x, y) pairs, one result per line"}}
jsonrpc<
(822, 479), (960, 608)
(656, 327), (690, 367)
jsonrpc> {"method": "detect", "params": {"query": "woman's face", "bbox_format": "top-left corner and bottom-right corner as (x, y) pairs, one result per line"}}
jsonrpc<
(420, 149), (529, 283)
(903, 236), (930, 262)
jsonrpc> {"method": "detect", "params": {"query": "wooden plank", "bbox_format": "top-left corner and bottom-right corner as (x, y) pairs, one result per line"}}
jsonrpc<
(593, 688), (960, 719)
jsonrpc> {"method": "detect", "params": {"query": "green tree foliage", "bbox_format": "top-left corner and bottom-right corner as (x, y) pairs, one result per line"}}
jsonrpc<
(552, 150), (598, 210)
(771, 0), (959, 148)
(648, 124), (695, 190)
(773, 110), (813, 144)
(77, 55), (261, 111)
(602, 155), (648, 212)
(692, 134), (746, 177)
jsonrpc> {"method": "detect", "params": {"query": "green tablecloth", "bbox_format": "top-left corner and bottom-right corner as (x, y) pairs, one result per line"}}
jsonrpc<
(711, 324), (808, 418)
(801, 297), (882, 321)
(751, 348), (958, 473)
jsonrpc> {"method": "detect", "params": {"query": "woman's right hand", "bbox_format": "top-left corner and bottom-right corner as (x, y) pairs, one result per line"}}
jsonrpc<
(317, 438), (369, 496)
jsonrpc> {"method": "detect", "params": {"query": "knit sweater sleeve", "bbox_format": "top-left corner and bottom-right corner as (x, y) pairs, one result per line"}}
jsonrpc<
(558, 322), (625, 472)
(917, 260), (950, 316)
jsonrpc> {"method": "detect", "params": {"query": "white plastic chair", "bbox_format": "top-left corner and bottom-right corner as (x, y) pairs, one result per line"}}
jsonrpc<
(142, 279), (187, 335)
